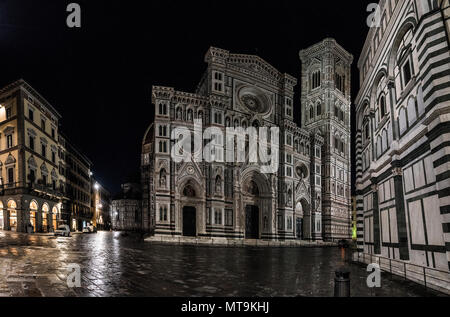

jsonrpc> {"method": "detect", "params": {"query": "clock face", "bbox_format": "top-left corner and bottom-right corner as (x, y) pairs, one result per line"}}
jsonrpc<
(187, 166), (195, 175)
(238, 86), (270, 115)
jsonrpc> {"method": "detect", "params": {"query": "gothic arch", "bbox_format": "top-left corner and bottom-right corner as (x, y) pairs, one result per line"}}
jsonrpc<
(177, 177), (204, 200)
(295, 198), (310, 218)
(52, 206), (59, 215)
(142, 123), (154, 146)
(370, 68), (388, 110)
(241, 167), (271, 196)
(42, 203), (50, 213)
(30, 200), (39, 211)
(387, 17), (418, 78)
(7, 199), (17, 209)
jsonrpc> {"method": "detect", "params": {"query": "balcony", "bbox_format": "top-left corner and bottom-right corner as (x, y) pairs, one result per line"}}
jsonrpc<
(0, 182), (65, 199)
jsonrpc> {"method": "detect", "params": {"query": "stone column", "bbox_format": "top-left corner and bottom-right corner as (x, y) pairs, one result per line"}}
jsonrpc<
(4, 208), (9, 231)
(18, 199), (26, 233)
(392, 167), (410, 260)
(371, 182), (381, 255)
(387, 80), (399, 141)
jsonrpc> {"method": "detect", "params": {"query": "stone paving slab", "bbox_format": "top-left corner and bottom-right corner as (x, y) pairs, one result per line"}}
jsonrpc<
(0, 230), (446, 297)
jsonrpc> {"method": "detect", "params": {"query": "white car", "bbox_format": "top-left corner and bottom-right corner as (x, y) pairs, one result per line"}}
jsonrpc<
(54, 225), (71, 237)
(83, 224), (96, 233)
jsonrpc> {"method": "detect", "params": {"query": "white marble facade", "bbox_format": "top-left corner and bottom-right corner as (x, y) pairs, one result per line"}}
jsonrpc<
(142, 40), (352, 242)
(355, 0), (450, 273)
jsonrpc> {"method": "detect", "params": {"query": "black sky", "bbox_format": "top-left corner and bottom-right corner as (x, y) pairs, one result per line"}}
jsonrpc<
(0, 0), (374, 194)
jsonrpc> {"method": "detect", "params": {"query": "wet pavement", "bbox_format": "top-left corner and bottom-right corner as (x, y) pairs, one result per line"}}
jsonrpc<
(0, 231), (445, 297)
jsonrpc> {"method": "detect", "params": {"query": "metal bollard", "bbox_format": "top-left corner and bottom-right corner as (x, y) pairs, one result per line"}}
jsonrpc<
(334, 268), (351, 297)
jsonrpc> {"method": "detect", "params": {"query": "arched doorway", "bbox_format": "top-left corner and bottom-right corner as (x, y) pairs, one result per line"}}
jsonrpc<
(8, 200), (17, 232)
(177, 177), (205, 238)
(182, 206), (196, 237)
(30, 200), (38, 233)
(295, 202), (303, 240)
(245, 205), (259, 239)
(295, 199), (311, 240)
(42, 203), (50, 233)
(52, 206), (58, 231)
(241, 170), (272, 240)
(182, 182), (197, 237)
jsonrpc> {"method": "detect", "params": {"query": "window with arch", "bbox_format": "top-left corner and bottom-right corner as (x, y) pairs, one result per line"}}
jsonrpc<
(363, 120), (370, 143)
(336, 73), (345, 93)
(396, 28), (415, 89)
(285, 97), (293, 117)
(379, 95), (387, 120)
(158, 141), (168, 153)
(311, 70), (321, 90)
(158, 125), (168, 137)
(214, 208), (223, 225)
(158, 103), (167, 116)
(214, 112), (223, 125)
(6, 133), (13, 149)
(316, 103), (322, 116)
(159, 206), (168, 222)
(309, 106), (314, 120)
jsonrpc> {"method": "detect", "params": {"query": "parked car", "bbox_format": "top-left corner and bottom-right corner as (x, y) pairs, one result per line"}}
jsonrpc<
(54, 225), (71, 237)
(82, 224), (96, 233)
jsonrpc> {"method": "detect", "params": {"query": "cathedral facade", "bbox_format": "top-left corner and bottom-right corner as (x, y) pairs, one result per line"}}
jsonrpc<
(141, 39), (352, 241)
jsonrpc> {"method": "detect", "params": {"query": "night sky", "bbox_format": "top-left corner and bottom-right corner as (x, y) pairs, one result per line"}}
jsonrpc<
(0, 0), (374, 194)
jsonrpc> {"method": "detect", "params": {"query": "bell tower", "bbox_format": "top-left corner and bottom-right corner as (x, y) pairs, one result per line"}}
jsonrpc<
(299, 38), (353, 241)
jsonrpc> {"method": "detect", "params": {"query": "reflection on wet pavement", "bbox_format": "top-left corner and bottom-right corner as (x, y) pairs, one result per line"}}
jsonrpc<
(0, 231), (444, 297)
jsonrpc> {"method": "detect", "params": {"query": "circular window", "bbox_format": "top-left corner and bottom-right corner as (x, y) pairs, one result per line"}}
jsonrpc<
(296, 164), (309, 179)
(238, 86), (270, 115)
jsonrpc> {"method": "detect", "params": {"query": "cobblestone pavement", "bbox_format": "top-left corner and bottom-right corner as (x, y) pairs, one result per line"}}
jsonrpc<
(0, 230), (445, 297)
